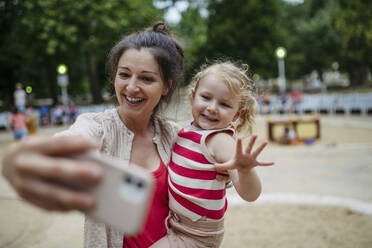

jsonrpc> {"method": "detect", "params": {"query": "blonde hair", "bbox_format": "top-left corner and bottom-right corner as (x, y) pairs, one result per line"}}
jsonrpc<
(189, 60), (257, 135)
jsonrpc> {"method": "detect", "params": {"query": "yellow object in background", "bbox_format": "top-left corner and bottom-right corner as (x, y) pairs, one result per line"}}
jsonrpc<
(268, 115), (320, 143)
(26, 114), (37, 135)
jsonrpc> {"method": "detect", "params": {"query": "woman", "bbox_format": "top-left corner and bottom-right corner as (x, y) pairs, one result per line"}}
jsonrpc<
(2, 22), (184, 248)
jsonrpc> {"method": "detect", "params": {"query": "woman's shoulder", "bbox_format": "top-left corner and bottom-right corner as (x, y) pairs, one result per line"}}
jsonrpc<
(56, 108), (118, 138)
(77, 108), (117, 123)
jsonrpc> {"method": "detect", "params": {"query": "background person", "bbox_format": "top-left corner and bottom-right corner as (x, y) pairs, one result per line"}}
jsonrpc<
(53, 103), (65, 125)
(13, 83), (26, 113)
(38, 101), (50, 126)
(7, 106), (28, 140)
(68, 100), (78, 124)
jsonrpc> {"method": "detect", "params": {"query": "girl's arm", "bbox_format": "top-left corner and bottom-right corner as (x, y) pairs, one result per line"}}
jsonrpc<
(207, 134), (274, 202)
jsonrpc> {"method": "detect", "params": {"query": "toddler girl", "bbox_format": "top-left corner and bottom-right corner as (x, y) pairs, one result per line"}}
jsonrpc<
(152, 61), (274, 247)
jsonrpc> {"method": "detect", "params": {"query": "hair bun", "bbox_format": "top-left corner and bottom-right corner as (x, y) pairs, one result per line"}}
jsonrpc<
(152, 22), (170, 35)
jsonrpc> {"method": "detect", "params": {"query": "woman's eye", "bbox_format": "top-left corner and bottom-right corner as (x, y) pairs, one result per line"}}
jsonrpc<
(201, 95), (210, 100)
(142, 76), (153, 82)
(119, 72), (130, 78)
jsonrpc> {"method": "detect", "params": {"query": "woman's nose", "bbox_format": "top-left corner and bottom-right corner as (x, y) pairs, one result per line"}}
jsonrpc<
(126, 77), (139, 93)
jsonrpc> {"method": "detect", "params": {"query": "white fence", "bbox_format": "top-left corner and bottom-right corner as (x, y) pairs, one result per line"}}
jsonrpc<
(1, 93), (372, 129)
(259, 93), (372, 115)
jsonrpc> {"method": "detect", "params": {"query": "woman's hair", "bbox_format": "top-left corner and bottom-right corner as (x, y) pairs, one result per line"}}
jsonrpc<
(107, 21), (184, 115)
(189, 60), (257, 135)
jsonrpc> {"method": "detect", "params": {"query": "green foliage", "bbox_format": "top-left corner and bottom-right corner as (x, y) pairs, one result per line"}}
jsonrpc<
(332, 0), (372, 85)
(279, 0), (342, 80)
(199, 0), (282, 79)
(0, 0), (162, 105)
(1, 0), (371, 107)
(173, 3), (208, 83)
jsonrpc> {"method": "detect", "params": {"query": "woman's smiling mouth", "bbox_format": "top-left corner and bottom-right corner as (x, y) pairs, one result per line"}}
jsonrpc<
(124, 95), (145, 105)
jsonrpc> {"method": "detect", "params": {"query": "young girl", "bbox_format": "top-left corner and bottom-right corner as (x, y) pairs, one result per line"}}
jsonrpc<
(152, 61), (274, 247)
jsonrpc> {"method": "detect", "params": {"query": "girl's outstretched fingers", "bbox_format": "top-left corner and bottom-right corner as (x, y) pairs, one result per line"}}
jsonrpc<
(252, 141), (275, 166)
(245, 135), (257, 154)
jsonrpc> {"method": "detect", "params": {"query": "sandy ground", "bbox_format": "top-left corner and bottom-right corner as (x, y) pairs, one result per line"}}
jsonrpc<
(1, 99), (372, 247)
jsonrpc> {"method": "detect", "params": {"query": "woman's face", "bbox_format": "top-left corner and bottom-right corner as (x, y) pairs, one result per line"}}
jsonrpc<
(115, 48), (168, 123)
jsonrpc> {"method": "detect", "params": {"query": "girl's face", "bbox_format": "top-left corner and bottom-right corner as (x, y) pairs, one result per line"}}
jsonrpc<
(191, 74), (241, 130)
(115, 48), (168, 123)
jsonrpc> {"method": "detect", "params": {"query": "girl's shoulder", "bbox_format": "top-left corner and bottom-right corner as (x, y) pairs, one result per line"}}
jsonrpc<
(189, 123), (235, 137)
(203, 126), (236, 163)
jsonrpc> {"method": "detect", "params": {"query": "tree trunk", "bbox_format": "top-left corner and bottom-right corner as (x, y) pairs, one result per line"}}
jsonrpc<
(347, 61), (368, 86)
(86, 52), (103, 104)
(316, 68), (324, 82)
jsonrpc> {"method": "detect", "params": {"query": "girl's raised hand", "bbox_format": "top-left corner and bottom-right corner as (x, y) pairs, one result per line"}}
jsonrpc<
(214, 135), (274, 173)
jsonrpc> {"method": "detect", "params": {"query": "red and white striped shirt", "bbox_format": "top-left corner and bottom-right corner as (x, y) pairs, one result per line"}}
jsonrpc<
(168, 122), (235, 221)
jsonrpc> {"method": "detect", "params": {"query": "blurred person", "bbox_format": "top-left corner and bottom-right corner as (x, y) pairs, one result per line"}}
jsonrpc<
(13, 83), (26, 113)
(38, 101), (50, 126)
(290, 89), (302, 113)
(262, 89), (271, 114)
(8, 106), (28, 140)
(279, 126), (301, 145)
(53, 103), (65, 125)
(68, 100), (78, 124)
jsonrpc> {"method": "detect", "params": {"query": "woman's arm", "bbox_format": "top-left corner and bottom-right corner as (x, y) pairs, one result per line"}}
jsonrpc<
(208, 134), (274, 202)
(2, 135), (102, 212)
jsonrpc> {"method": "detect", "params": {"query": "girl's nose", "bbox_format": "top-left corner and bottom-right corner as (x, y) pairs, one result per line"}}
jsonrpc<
(207, 101), (217, 113)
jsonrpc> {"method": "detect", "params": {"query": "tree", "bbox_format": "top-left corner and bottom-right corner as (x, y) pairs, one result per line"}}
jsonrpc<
(20, 0), (162, 103)
(199, 0), (282, 79)
(279, 0), (342, 81)
(332, 0), (372, 86)
(174, 1), (208, 82)
(0, 0), (163, 106)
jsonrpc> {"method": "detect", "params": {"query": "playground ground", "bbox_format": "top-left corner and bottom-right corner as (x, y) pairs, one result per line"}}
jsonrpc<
(1, 113), (372, 248)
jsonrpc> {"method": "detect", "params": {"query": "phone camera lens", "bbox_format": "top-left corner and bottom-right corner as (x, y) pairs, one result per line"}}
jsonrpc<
(124, 175), (132, 184)
(137, 181), (143, 188)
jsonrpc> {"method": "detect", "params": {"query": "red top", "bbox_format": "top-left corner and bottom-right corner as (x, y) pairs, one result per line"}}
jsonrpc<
(123, 160), (169, 248)
(10, 113), (26, 131)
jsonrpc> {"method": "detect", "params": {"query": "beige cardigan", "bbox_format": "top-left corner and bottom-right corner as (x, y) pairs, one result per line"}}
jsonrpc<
(56, 108), (180, 248)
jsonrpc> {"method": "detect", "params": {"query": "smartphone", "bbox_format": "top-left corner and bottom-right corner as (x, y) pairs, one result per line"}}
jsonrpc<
(69, 151), (154, 235)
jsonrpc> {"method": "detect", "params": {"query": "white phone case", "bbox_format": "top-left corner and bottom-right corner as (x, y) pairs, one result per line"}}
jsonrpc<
(71, 151), (154, 235)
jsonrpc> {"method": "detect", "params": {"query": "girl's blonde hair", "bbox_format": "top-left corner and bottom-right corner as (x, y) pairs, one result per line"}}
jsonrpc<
(189, 60), (257, 135)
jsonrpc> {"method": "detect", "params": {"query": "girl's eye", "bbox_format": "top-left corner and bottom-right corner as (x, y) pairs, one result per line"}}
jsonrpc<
(221, 102), (231, 108)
